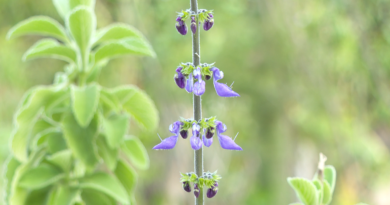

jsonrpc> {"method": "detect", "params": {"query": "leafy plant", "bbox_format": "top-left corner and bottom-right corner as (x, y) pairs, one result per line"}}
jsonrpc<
(4, 0), (158, 204)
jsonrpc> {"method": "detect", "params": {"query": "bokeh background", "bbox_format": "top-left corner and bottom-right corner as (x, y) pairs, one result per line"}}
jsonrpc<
(1, 0), (390, 204)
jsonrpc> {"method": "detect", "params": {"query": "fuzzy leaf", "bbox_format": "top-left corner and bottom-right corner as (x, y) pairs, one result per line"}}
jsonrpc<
(11, 86), (59, 162)
(23, 39), (76, 63)
(7, 16), (68, 42)
(322, 181), (332, 205)
(70, 83), (100, 127)
(47, 149), (73, 172)
(114, 160), (138, 195)
(112, 85), (158, 130)
(99, 89), (120, 113)
(79, 172), (129, 204)
(4, 157), (21, 203)
(94, 37), (155, 63)
(81, 189), (116, 205)
(102, 113), (129, 149)
(62, 112), (99, 170)
(93, 23), (143, 45)
(66, 6), (96, 61)
(122, 136), (150, 170)
(47, 132), (68, 154)
(96, 135), (118, 171)
(288, 177), (318, 205)
(19, 164), (64, 189)
(25, 188), (51, 205)
(47, 185), (78, 205)
(324, 165), (336, 193)
(53, 0), (95, 19)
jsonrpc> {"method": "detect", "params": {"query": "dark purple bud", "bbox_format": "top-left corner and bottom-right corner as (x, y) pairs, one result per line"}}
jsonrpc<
(207, 182), (218, 198)
(203, 19), (214, 31)
(205, 75), (211, 80)
(180, 130), (188, 139)
(191, 16), (197, 34)
(183, 181), (191, 192)
(174, 74), (186, 89)
(176, 22), (187, 35)
(194, 183), (200, 198)
(206, 127), (215, 139)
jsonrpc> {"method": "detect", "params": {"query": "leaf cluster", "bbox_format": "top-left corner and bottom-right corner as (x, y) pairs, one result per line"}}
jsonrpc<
(4, 0), (158, 204)
(180, 171), (221, 189)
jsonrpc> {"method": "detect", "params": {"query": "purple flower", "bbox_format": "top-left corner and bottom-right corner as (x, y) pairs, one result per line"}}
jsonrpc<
(203, 133), (213, 147)
(185, 73), (193, 93)
(205, 127), (215, 139)
(174, 67), (186, 89)
(176, 16), (187, 35)
(193, 67), (205, 96)
(190, 123), (202, 150)
(215, 121), (242, 150)
(194, 183), (200, 198)
(183, 181), (191, 192)
(203, 14), (214, 31)
(191, 16), (197, 34)
(207, 182), (218, 198)
(211, 67), (240, 97)
(153, 121), (183, 150)
(180, 130), (188, 139)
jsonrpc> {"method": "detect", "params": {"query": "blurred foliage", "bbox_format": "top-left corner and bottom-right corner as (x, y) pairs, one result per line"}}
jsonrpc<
(1, 0), (390, 204)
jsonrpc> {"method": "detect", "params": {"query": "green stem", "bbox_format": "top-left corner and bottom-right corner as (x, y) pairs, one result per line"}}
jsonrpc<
(190, 0), (203, 204)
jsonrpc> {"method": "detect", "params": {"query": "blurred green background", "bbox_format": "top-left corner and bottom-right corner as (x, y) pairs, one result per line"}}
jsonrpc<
(1, 0), (390, 204)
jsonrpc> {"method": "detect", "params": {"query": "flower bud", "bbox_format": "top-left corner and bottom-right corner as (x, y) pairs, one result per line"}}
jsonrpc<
(176, 23), (188, 35)
(174, 73), (186, 89)
(205, 127), (215, 139)
(205, 75), (211, 80)
(191, 16), (197, 34)
(183, 181), (191, 192)
(194, 183), (200, 198)
(180, 130), (188, 139)
(203, 14), (214, 31)
(206, 182), (218, 198)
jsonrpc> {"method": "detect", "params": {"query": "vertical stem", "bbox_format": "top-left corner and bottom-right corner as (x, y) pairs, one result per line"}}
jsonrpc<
(190, 0), (203, 204)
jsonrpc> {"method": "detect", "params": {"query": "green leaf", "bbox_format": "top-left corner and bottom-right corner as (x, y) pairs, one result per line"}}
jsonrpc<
(19, 164), (64, 189)
(66, 6), (96, 61)
(23, 39), (77, 63)
(25, 188), (51, 205)
(7, 16), (68, 42)
(47, 185), (78, 205)
(70, 0), (95, 8)
(53, 0), (71, 19)
(114, 160), (138, 195)
(4, 157), (21, 203)
(322, 181), (332, 205)
(122, 136), (150, 170)
(93, 23), (144, 45)
(81, 189), (116, 205)
(47, 149), (73, 173)
(62, 112), (99, 170)
(71, 83), (100, 127)
(99, 89), (120, 113)
(288, 177), (318, 205)
(96, 135), (118, 171)
(311, 180), (323, 205)
(94, 37), (155, 63)
(79, 172), (129, 204)
(112, 85), (158, 130)
(9, 148), (46, 205)
(324, 165), (336, 193)
(102, 113), (129, 149)
(47, 132), (68, 154)
(11, 86), (59, 162)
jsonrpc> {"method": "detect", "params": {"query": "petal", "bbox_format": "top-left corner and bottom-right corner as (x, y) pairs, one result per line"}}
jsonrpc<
(215, 121), (227, 134)
(193, 80), (205, 96)
(190, 135), (203, 150)
(153, 135), (179, 150)
(211, 67), (223, 81)
(169, 121), (182, 134)
(185, 73), (193, 93)
(193, 67), (202, 79)
(203, 134), (213, 147)
(213, 81), (240, 97)
(217, 134), (242, 150)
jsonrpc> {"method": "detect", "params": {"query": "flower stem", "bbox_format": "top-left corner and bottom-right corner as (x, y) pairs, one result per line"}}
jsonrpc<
(190, 0), (203, 204)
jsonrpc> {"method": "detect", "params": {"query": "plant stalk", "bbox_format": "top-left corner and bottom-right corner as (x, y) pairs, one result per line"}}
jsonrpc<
(190, 0), (203, 204)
